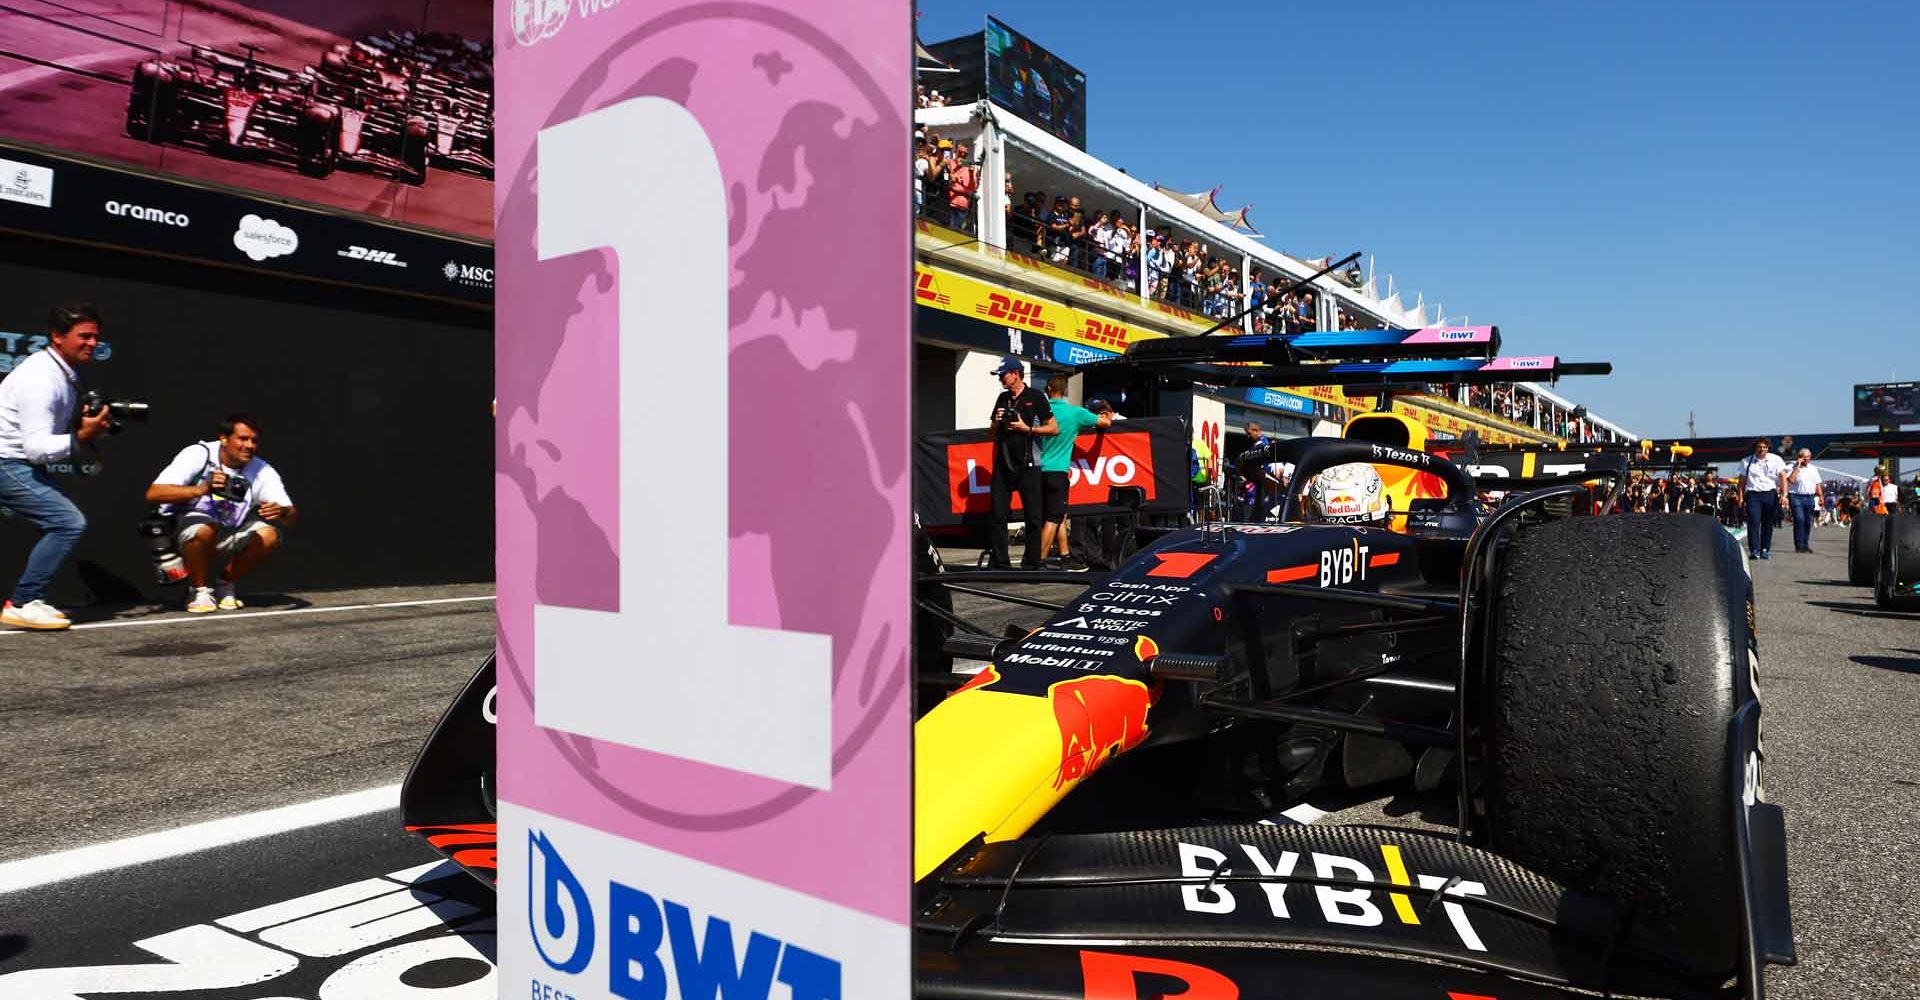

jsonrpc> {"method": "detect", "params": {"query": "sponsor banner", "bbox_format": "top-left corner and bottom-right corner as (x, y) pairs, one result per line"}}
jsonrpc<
(493, 1), (911, 993)
(0, 144), (490, 305)
(0, 156), (55, 208)
(915, 415), (1192, 527)
(503, 803), (906, 999)
(916, 261), (1168, 355)
(1245, 386), (1317, 417)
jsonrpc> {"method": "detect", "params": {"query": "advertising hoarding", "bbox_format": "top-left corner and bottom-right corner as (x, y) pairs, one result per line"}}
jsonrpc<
(0, 0), (492, 238)
(493, 3), (911, 997)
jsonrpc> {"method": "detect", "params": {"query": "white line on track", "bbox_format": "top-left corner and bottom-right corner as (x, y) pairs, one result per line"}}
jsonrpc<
(0, 594), (494, 636)
(0, 783), (401, 895)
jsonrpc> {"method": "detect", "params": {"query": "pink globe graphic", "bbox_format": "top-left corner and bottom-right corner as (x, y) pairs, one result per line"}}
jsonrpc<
(495, 3), (908, 832)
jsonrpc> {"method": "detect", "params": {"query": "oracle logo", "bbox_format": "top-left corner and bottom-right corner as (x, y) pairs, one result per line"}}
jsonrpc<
(105, 200), (188, 227)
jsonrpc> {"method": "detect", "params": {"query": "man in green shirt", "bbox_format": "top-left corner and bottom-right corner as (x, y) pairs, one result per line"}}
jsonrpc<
(1039, 374), (1113, 568)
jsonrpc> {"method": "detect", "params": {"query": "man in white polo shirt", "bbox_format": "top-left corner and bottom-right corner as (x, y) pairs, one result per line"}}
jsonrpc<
(1785, 448), (1825, 553)
(1737, 437), (1790, 560)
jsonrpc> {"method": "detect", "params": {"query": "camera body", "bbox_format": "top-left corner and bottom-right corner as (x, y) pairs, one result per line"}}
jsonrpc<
(81, 390), (151, 433)
(212, 471), (250, 503)
(138, 513), (187, 585)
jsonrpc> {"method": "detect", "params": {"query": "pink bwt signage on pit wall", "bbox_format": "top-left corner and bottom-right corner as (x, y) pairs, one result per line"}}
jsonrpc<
(491, 2), (911, 997)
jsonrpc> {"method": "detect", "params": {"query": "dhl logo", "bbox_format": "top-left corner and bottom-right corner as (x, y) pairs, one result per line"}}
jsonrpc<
(1079, 317), (1131, 350)
(977, 292), (1055, 331)
(913, 270), (952, 307)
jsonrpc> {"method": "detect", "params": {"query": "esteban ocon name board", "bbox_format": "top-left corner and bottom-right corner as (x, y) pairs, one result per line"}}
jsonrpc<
(493, 3), (911, 999)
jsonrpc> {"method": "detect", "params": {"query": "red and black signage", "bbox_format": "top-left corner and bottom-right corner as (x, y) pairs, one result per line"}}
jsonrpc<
(916, 416), (1192, 528)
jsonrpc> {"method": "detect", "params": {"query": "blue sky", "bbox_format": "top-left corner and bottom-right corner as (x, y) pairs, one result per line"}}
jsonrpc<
(919, 1), (1919, 468)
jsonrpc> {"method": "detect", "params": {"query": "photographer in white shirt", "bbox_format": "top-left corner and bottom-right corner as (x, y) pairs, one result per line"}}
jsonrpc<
(144, 414), (296, 613)
(0, 303), (116, 630)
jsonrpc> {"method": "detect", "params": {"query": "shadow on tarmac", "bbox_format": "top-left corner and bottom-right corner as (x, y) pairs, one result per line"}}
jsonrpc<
(1849, 652), (1920, 676)
(1805, 599), (1920, 621)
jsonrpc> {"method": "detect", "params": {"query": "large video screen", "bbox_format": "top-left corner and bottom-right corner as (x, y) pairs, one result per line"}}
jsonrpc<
(984, 16), (1087, 150)
(0, 0), (491, 239)
(1855, 382), (1920, 426)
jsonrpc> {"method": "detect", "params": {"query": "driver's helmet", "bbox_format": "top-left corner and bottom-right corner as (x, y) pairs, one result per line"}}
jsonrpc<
(1308, 462), (1388, 524)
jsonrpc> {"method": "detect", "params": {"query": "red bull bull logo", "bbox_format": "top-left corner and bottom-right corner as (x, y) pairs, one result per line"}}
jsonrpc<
(1049, 676), (1152, 790)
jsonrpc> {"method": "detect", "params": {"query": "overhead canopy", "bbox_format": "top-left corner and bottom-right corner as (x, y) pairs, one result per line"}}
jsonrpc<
(1151, 184), (1258, 234)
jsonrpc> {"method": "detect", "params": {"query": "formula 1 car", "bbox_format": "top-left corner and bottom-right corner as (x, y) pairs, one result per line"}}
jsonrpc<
(403, 330), (1795, 999)
(1850, 508), (1920, 608)
(126, 45), (340, 178)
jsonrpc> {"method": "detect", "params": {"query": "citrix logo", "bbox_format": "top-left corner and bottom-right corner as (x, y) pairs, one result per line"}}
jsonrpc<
(530, 831), (594, 974)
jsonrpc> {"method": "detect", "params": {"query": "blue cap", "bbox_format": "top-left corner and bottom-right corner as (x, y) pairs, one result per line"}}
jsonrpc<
(991, 355), (1024, 377)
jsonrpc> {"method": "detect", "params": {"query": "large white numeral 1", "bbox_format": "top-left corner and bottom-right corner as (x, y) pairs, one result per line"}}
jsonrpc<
(532, 98), (834, 789)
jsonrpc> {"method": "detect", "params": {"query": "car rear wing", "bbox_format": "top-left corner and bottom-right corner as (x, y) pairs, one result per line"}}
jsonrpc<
(918, 822), (1730, 1000)
(1122, 326), (1500, 365)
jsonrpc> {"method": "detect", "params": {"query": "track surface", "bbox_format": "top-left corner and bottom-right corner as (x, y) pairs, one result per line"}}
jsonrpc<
(1, 528), (1916, 997)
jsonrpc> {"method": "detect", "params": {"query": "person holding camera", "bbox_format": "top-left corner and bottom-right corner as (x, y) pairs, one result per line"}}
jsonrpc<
(986, 356), (1056, 570)
(0, 304), (116, 630)
(144, 414), (296, 613)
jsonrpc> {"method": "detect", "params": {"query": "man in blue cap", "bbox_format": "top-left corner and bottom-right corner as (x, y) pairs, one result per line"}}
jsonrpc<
(987, 355), (1055, 569)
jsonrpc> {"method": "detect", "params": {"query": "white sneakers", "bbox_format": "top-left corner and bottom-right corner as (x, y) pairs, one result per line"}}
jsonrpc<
(1, 599), (71, 631)
(188, 584), (244, 614)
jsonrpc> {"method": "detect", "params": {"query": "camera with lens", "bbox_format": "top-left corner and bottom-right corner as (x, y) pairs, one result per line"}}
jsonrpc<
(81, 390), (151, 433)
(138, 512), (187, 586)
(211, 471), (250, 503)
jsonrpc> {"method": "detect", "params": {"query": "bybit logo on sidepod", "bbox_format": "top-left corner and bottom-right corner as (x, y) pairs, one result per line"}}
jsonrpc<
(529, 831), (594, 974)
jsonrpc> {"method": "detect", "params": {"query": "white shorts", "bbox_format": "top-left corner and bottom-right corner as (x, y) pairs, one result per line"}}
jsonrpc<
(177, 512), (273, 559)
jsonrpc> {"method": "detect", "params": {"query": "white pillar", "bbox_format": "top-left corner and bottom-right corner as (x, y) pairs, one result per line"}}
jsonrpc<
(979, 115), (1007, 248)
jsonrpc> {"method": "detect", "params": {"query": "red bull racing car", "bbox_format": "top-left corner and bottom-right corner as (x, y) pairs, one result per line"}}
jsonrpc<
(402, 330), (1794, 999)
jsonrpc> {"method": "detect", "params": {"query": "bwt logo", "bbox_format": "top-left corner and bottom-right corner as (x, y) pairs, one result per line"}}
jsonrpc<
(1437, 330), (1474, 341)
(528, 831), (843, 999)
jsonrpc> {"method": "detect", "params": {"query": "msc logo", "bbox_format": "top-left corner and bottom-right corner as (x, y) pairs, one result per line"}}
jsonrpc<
(526, 831), (843, 999)
(443, 261), (494, 288)
(1078, 317), (1129, 350)
(976, 292), (1053, 331)
(530, 831), (594, 974)
(338, 245), (407, 267)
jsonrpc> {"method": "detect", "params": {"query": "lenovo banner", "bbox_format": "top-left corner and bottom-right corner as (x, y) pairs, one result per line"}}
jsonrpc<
(492, 3), (911, 999)
(916, 415), (1194, 527)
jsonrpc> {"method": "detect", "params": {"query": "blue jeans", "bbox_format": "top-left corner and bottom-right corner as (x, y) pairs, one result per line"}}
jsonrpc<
(1788, 494), (1816, 550)
(1745, 490), (1778, 556)
(0, 459), (86, 604)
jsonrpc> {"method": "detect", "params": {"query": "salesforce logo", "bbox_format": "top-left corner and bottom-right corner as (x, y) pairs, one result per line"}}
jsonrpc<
(529, 831), (595, 974)
(233, 213), (298, 261)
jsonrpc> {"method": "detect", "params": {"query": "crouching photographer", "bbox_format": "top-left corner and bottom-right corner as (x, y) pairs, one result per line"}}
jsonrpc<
(143, 414), (296, 613)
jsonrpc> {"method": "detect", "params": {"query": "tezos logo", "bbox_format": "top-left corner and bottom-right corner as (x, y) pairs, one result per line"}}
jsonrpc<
(105, 200), (188, 227)
(232, 214), (298, 261)
(529, 831), (594, 974)
(442, 260), (493, 289)
(338, 245), (407, 267)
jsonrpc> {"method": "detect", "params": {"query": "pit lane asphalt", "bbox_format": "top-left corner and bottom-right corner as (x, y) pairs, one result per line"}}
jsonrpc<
(2, 528), (1915, 998)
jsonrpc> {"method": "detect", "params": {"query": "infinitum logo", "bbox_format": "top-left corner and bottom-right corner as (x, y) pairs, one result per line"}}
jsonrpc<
(338, 245), (408, 268)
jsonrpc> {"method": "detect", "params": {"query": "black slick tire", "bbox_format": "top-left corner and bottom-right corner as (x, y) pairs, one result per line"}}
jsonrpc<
(1484, 514), (1754, 983)
(1874, 516), (1920, 610)
(1849, 511), (1887, 585)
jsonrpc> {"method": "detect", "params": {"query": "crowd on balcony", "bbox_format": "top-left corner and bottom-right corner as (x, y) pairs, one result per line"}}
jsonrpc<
(915, 85), (952, 109)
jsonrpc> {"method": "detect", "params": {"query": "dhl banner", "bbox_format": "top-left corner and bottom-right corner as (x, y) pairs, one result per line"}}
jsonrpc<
(915, 262), (1169, 356)
(915, 416), (1192, 528)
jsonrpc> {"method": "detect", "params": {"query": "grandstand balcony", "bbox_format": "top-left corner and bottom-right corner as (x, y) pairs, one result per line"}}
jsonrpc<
(912, 101), (1626, 448)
